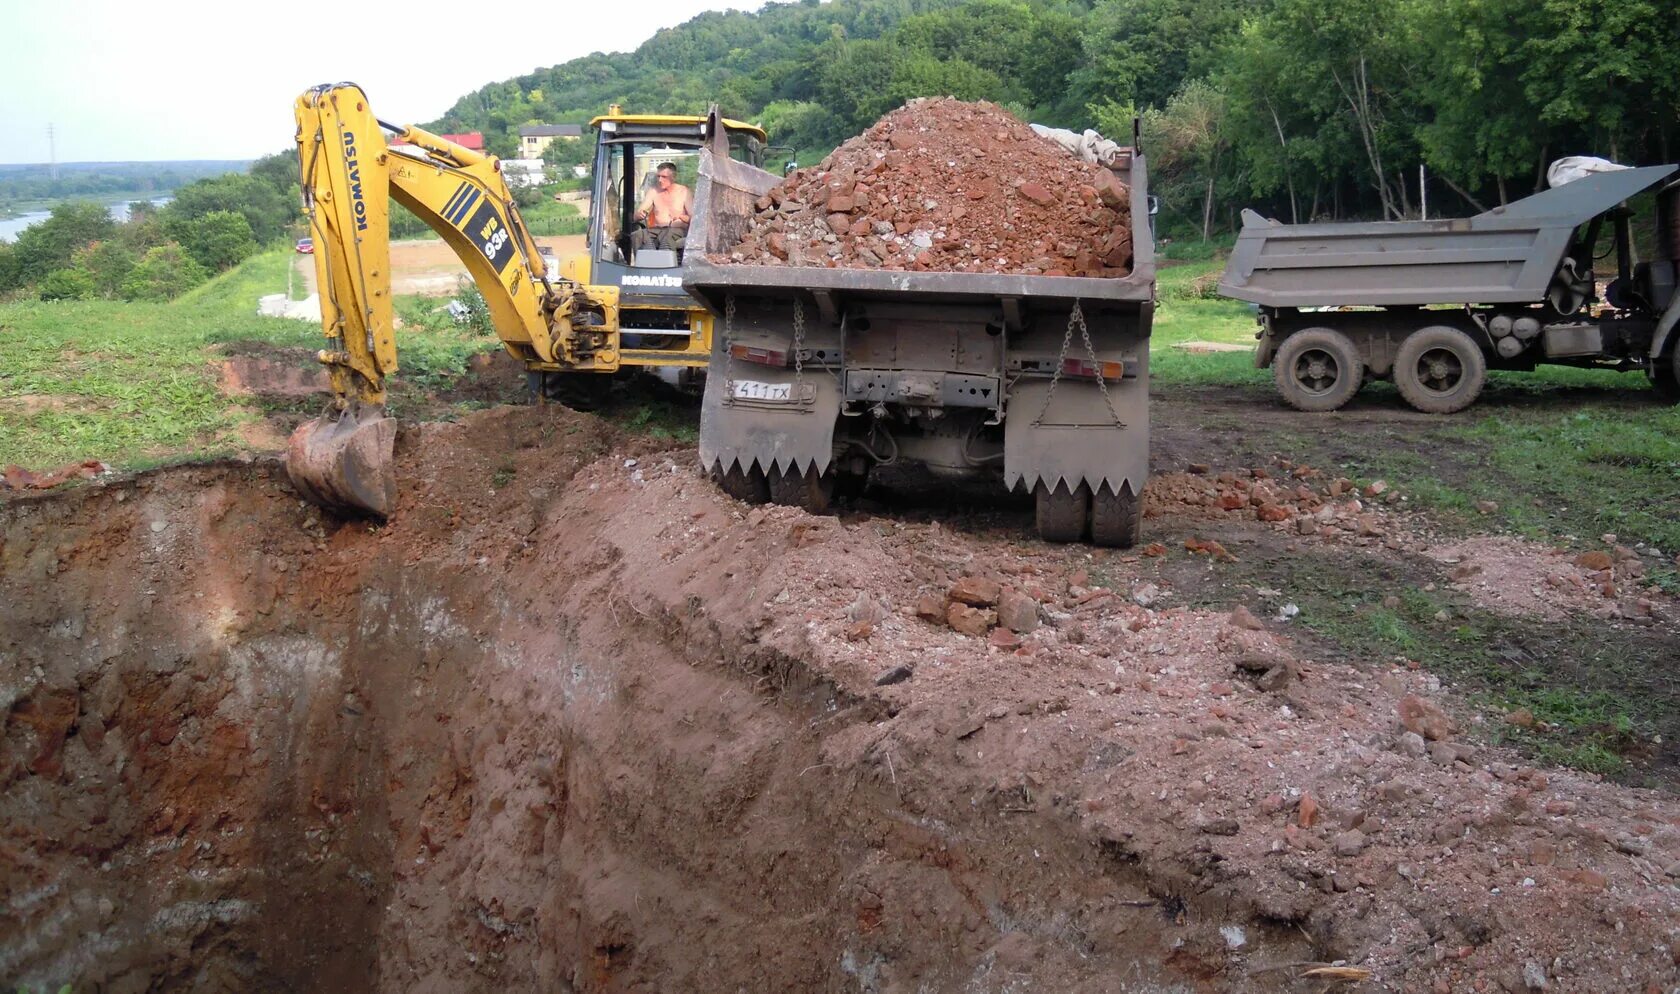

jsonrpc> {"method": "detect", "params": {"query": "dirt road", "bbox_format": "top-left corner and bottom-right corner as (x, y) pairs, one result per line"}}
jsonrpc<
(5, 395), (1678, 993)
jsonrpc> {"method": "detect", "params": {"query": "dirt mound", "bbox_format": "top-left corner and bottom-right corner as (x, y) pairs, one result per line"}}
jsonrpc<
(5, 406), (1680, 993)
(722, 98), (1134, 276)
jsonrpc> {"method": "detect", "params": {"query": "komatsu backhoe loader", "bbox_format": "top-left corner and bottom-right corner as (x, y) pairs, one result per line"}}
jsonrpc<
(286, 83), (766, 517)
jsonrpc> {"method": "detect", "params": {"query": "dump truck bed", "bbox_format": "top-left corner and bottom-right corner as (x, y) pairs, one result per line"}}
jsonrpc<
(683, 151), (1156, 311)
(1219, 165), (1678, 308)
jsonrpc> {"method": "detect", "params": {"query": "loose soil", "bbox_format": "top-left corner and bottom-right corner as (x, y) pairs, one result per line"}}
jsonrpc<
(5, 398), (1680, 993)
(723, 99), (1134, 276)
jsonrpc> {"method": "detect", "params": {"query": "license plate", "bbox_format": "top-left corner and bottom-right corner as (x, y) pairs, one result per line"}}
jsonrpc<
(730, 379), (792, 401)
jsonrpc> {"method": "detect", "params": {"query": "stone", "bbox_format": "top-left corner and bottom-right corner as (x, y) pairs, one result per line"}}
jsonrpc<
(1228, 605), (1265, 631)
(1475, 500), (1499, 514)
(947, 602), (996, 636)
(949, 576), (1002, 607)
(1092, 168), (1128, 207)
(996, 589), (1040, 634)
(914, 593), (947, 624)
(1257, 504), (1291, 523)
(1503, 708), (1536, 730)
(1188, 462), (1210, 475)
(1396, 731), (1427, 758)
(988, 628), (1022, 650)
(825, 213), (852, 236)
(1131, 582), (1160, 608)
(1527, 840), (1555, 865)
(1573, 550), (1613, 572)
(1333, 829), (1367, 857)
(1364, 480), (1388, 497)
(1201, 818), (1241, 836)
(1522, 960), (1548, 991)
(847, 593), (889, 625)
(875, 664), (914, 686)
(1017, 181), (1057, 206)
(1298, 793), (1320, 828)
(843, 620), (874, 641)
(1256, 664), (1294, 692)
(1398, 694), (1454, 741)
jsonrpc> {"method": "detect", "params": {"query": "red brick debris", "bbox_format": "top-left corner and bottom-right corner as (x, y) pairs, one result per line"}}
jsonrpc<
(722, 98), (1134, 277)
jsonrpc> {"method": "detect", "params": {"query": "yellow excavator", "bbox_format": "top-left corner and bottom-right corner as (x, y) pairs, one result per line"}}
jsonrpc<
(286, 82), (767, 517)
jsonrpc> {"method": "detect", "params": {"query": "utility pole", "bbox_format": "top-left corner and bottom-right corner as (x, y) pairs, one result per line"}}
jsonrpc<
(47, 123), (58, 180)
(1419, 163), (1427, 221)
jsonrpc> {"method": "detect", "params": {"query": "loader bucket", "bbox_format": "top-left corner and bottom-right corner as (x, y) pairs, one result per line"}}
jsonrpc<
(285, 408), (398, 518)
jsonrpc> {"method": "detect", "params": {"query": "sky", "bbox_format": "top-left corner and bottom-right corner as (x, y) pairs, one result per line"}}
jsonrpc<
(0, 0), (765, 165)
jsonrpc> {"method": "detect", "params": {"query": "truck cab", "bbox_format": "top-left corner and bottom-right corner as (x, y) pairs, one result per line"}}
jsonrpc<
(558, 108), (766, 366)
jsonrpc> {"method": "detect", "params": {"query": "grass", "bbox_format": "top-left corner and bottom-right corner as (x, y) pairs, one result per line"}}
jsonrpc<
(0, 250), (504, 469)
(518, 196), (587, 237)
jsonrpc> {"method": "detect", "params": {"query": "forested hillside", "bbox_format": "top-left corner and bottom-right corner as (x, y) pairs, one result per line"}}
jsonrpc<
(434, 0), (1680, 238)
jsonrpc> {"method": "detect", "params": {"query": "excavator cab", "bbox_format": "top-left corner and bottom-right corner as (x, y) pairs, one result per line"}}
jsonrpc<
(569, 109), (765, 360)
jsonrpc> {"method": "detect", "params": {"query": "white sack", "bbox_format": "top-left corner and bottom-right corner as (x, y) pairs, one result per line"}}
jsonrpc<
(1547, 155), (1632, 188)
(1030, 124), (1125, 167)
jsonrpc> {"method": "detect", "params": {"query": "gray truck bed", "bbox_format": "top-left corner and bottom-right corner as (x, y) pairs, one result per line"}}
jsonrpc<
(1219, 165), (1678, 308)
(684, 150), (1155, 312)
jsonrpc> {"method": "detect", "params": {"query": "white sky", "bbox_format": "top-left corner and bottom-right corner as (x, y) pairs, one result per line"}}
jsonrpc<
(0, 0), (765, 164)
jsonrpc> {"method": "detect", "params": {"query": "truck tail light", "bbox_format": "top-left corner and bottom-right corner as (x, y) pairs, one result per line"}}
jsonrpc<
(1061, 358), (1125, 380)
(730, 344), (788, 367)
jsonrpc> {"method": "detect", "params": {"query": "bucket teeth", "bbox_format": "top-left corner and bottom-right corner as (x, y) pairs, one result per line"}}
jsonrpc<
(285, 408), (398, 518)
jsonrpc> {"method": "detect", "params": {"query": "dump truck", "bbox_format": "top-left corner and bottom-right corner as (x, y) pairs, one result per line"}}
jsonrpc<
(681, 113), (1156, 546)
(1219, 164), (1680, 412)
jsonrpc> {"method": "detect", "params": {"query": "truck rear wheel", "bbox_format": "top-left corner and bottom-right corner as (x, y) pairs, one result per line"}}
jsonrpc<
(1090, 482), (1141, 548)
(1394, 326), (1486, 414)
(1035, 481), (1090, 544)
(1273, 327), (1364, 412)
(768, 465), (834, 514)
(714, 462), (770, 504)
(1652, 350), (1680, 403)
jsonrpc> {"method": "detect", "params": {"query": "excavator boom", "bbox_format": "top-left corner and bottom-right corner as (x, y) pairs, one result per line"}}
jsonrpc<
(288, 82), (608, 517)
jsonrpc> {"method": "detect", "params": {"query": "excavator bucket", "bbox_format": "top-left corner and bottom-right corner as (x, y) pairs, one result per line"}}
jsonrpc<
(285, 408), (398, 518)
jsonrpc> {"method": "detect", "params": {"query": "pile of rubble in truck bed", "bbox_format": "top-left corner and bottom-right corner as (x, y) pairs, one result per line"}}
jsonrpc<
(721, 98), (1134, 277)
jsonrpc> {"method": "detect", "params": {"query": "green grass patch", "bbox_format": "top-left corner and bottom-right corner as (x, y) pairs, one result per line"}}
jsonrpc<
(518, 196), (587, 237)
(0, 250), (504, 469)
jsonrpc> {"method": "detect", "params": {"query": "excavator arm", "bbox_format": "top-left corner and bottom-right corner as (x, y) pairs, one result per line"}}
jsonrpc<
(288, 83), (614, 517)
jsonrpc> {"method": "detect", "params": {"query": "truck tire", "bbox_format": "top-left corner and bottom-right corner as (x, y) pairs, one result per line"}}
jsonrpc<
(714, 462), (770, 503)
(1394, 325), (1487, 414)
(1273, 327), (1364, 412)
(1090, 482), (1141, 548)
(529, 371), (612, 412)
(1652, 350), (1680, 403)
(1035, 481), (1090, 544)
(768, 465), (834, 513)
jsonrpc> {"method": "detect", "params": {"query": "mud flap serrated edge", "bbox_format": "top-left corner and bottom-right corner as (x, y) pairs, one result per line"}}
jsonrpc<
(699, 367), (840, 478)
(1004, 379), (1148, 497)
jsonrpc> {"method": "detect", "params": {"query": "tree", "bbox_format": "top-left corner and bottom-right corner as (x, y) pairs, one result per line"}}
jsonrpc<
(1146, 79), (1231, 240)
(177, 210), (257, 271)
(120, 243), (209, 301)
(72, 240), (136, 299)
(10, 201), (116, 285)
(38, 267), (93, 301)
(0, 242), (18, 292)
(163, 174), (292, 245)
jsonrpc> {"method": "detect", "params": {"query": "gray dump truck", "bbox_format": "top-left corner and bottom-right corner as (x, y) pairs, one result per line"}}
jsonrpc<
(1219, 164), (1680, 412)
(681, 128), (1156, 546)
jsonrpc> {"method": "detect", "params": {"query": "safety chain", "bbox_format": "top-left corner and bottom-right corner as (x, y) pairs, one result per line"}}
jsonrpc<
(722, 293), (738, 406)
(792, 297), (807, 399)
(1032, 300), (1126, 428)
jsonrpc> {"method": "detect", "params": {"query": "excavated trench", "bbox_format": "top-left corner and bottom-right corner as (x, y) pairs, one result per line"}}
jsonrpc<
(7, 407), (1680, 993)
(1, 409), (1254, 994)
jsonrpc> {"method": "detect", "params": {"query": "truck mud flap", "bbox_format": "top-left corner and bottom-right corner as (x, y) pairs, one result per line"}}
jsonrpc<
(699, 366), (840, 477)
(1004, 379), (1148, 497)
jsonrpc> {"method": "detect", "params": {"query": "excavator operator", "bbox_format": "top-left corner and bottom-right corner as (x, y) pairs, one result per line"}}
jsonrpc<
(633, 161), (692, 252)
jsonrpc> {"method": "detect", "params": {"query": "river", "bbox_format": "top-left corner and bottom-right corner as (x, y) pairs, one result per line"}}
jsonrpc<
(0, 196), (173, 243)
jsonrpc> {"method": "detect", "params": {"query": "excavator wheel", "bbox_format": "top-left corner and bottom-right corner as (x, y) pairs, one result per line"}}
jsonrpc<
(768, 466), (835, 514)
(713, 462), (770, 504)
(285, 407), (398, 519)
